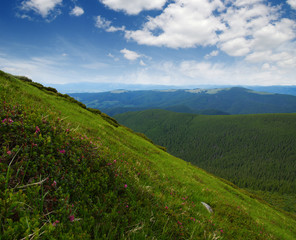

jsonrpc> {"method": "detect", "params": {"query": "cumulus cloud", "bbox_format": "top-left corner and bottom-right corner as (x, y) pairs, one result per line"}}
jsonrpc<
(287, 0), (296, 9)
(70, 6), (84, 16)
(125, 0), (225, 48)
(122, 0), (296, 71)
(120, 48), (141, 61)
(100, 0), (167, 15)
(20, 0), (62, 18)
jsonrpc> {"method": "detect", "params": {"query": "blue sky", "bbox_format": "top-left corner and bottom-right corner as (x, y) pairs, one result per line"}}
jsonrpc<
(0, 0), (296, 87)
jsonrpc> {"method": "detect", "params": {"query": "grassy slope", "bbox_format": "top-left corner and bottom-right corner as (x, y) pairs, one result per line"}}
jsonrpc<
(1, 71), (296, 239)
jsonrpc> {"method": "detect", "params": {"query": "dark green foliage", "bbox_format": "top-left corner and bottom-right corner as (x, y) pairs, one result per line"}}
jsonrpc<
(70, 87), (296, 116)
(44, 86), (58, 93)
(14, 75), (33, 82)
(100, 112), (120, 127)
(86, 107), (102, 115)
(115, 110), (296, 204)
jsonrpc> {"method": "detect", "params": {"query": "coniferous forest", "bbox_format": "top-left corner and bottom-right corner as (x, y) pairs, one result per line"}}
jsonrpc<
(115, 109), (296, 212)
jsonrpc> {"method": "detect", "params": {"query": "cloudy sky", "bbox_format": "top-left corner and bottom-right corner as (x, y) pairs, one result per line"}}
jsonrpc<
(0, 0), (296, 87)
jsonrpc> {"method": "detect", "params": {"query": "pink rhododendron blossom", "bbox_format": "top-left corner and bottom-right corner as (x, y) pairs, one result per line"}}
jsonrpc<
(52, 180), (57, 187)
(35, 126), (40, 133)
(69, 215), (75, 222)
(52, 220), (59, 226)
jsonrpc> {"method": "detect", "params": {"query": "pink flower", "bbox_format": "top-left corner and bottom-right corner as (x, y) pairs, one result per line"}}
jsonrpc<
(113, 160), (117, 163)
(52, 220), (59, 226)
(59, 149), (65, 154)
(126, 205), (129, 208)
(220, 229), (223, 233)
(2, 118), (13, 124)
(35, 126), (40, 133)
(124, 184), (127, 188)
(165, 206), (168, 209)
(69, 215), (75, 222)
(51, 180), (57, 187)
(7, 150), (12, 155)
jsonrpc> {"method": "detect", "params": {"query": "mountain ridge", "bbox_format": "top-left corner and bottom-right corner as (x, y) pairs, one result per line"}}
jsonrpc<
(70, 87), (296, 116)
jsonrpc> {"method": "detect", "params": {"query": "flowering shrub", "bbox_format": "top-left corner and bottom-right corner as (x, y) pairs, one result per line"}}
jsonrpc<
(0, 101), (125, 239)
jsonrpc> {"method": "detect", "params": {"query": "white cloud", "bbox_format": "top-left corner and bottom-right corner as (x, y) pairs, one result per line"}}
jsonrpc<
(220, 37), (251, 56)
(157, 60), (296, 85)
(108, 53), (119, 61)
(0, 54), (72, 84)
(20, 0), (62, 18)
(123, 0), (296, 64)
(106, 26), (125, 32)
(95, 16), (125, 32)
(120, 48), (141, 61)
(287, 0), (296, 9)
(95, 16), (112, 29)
(70, 6), (84, 16)
(100, 0), (167, 15)
(251, 18), (296, 51)
(205, 50), (219, 59)
(125, 0), (225, 48)
(140, 60), (146, 66)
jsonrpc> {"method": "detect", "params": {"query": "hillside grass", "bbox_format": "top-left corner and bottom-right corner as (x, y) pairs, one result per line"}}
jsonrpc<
(1, 70), (296, 239)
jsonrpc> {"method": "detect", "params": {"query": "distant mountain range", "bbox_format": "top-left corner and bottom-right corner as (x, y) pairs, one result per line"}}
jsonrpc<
(70, 87), (296, 116)
(51, 82), (296, 96)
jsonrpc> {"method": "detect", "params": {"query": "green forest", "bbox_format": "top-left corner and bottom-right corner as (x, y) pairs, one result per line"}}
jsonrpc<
(115, 109), (296, 213)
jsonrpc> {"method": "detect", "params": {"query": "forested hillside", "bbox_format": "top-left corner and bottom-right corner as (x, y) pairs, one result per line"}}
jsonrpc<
(70, 87), (296, 116)
(115, 109), (296, 212)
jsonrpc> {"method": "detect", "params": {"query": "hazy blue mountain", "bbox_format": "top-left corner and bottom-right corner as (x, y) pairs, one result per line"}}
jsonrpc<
(70, 87), (296, 115)
(48, 81), (296, 96)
